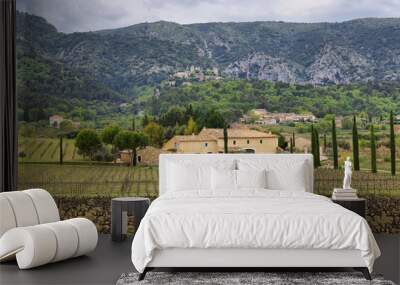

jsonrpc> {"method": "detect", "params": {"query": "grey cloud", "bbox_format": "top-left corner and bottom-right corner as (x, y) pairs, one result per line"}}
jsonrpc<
(17, 0), (400, 33)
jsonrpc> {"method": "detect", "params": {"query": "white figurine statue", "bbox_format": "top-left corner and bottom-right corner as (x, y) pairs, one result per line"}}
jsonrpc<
(343, 157), (353, 190)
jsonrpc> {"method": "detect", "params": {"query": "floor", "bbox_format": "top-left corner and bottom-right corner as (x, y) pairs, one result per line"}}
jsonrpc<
(0, 234), (399, 285)
(0, 235), (134, 285)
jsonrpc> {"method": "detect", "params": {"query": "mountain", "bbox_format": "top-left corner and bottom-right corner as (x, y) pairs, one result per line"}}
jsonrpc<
(16, 11), (400, 93)
(16, 12), (126, 122)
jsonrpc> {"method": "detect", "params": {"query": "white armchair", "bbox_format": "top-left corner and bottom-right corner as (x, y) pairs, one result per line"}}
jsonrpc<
(0, 189), (98, 269)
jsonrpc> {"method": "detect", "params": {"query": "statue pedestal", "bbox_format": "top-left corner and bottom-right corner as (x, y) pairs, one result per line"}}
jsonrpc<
(332, 188), (358, 200)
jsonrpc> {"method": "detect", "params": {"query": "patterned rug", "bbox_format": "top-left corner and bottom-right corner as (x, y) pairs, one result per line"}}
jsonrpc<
(116, 271), (396, 285)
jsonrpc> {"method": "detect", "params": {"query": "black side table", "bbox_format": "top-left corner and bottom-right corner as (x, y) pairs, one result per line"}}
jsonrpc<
(111, 197), (150, 242)
(332, 198), (366, 218)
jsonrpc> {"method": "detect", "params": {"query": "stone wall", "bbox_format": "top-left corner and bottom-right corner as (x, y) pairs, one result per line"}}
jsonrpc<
(55, 195), (400, 234)
(365, 195), (400, 234)
(55, 196), (113, 233)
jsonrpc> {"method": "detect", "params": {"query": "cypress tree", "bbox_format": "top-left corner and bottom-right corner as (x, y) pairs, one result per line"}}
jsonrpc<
(323, 133), (327, 153)
(370, 124), (377, 173)
(132, 117), (136, 131)
(59, 135), (63, 165)
(290, 137), (294, 153)
(332, 118), (338, 169)
(390, 111), (396, 176)
(142, 114), (150, 128)
(223, 126), (228, 153)
(352, 115), (360, 171)
(315, 129), (321, 167)
(292, 132), (296, 148)
(311, 125), (316, 167)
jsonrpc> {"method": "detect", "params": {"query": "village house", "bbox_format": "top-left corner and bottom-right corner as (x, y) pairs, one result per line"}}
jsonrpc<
(241, 109), (317, 125)
(163, 127), (278, 154)
(119, 146), (168, 165)
(395, 114), (400, 124)
(49, 115), (80, 129)
(255, 118), (277, 125)
(335, 116), (344, 128)
(49, 115), (64, 128)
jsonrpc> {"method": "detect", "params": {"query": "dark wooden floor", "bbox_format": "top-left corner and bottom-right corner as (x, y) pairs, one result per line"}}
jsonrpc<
(0, 235), (134, 285)
(0, 234), (399, 285)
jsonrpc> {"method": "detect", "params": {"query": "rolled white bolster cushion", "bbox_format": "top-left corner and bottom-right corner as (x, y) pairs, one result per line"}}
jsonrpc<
(42, 221), (79, 263)
(0, 196), (17, 237)
(0, 218), (97, 269)
(65, 218), (98, 257)
(0, 226), (57, 269)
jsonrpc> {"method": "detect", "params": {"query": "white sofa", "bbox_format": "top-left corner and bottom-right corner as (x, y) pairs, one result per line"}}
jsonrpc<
(0, 189), (98, 269)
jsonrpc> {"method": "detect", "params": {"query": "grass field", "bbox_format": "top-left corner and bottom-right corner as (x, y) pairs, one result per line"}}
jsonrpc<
(18, 137), (86, 163)
(18, 164), (158, 197)
(18, 163), (400, 198)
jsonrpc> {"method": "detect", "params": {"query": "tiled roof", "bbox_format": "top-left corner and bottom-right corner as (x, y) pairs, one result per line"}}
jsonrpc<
(199, 128), (276, 139)
(49, 115), (64, 120)
(172, 134), (215, 142)
(164, 128), (277, 149)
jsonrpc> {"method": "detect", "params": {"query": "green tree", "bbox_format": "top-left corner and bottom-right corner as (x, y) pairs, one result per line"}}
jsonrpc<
(223, 126), (228, 153)
(316, 114), (335, 133)
(390, 111), (396, 175)
(204, 109), (226, 128)
(332, 118), (339, 169)
(59, 120), (76, 135)
(101, 125), (121, 150)
(114, 131), (149, 166)
(352, 115), (360, 171)
(59, 135), (63, 165)
(292, 132), (295, 148)
(341, 116), (353, 130)
(311, 125), (317, 167)
(289, 137), (294, 153)
(160, 106), (186, 127)
(370, 124), (377, 173)
(142, 114), (151, 128)
(144, 122), (164, 147)
(184, 117), (198, 135)
(277, 134), (288, 150)
(185, 104), (194, 120)
(101, 125), (121, 163)
(132, 117), (136, 131)
(314, 128), (321, 167)
(75, 129), (102, 161)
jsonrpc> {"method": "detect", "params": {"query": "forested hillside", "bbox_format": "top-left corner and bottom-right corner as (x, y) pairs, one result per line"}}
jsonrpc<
(16, 11), (400, 124)
(149, 80), (400, 122)
(17, 12), (400, 90)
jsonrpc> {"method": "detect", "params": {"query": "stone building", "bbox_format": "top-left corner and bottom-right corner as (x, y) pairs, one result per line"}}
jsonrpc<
(163, 127), (278, 154)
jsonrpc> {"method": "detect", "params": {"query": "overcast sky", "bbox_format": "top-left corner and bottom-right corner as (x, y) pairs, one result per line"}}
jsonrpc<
(17, 0), (400, 33)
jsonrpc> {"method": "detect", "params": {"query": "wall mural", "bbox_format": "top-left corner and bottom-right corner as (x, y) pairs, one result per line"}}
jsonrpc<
(16, 0), (399, 233)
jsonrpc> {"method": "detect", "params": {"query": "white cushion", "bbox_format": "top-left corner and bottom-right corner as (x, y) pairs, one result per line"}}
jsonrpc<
(211, 168), (237, 191)
(0, 196), (16, 237)
(167, 163), (211, 191)
(66, 218), (98, 257)
(238, 158), (309, 191)
(24, 189), (60, 224)
(266, 165), (307, 191)
(0, 226), (57, 269)
(162, 156), (237, 194)
(42, 221), (79, 262)
(236, 169), (267, 189)
(0, 192), (39, 227)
